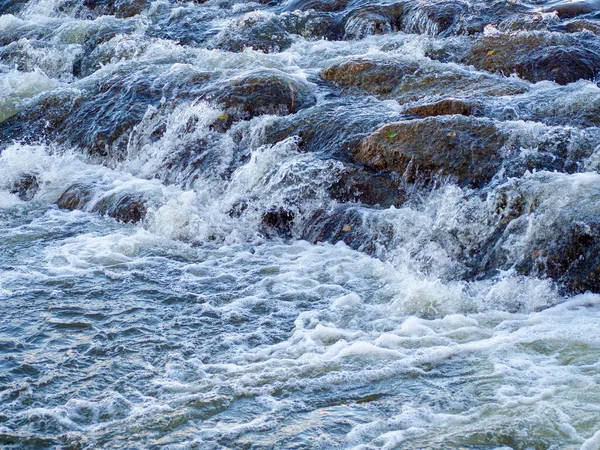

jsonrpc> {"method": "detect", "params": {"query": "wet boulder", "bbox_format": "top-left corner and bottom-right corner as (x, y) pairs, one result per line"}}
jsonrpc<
(472, 173), (600, 294)
(342, 0), (469, 39)
(460, 31), (600, 85)
(328, 164), (408, 208)
(563, 19), (600, 34)
(0, 0), (25, 15)
(543, 0), (600, 19)
(9, 173), (39, 201)
(260, 98), (402, 159)
(56, 184), (96, 211)
(0, 90), (84, 149)
(321, 57), (528, 102)
(278, 10), (344, 41)
(1, 66), (211, 158)
(300, 206), (394, 254)
(283, 0), (352, 13)
(541, 221), (600, 294)
(77, 0), (151, 18)
(57, 184), (147, 223)
(0, 40), (82, 81)
(322, 59), (420, 96)
(399, 0), (469, 36)
(403, 98), (477, 117)
(342, 3), (406, 39)
(210, 12), (294, 54)
(261, 207), (295, 238)
(74, 22), (142, 78)
(91, 193), (147, 224)
(204, 70), (316, 130)
(355, 116), (507, 188)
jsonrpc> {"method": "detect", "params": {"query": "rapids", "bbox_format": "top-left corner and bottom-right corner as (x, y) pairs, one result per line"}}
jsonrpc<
(2, 0), (600, 448)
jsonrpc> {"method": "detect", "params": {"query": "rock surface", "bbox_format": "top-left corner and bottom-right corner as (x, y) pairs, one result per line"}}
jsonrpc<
(460, 31), (600, 85)
(355, 116), (507, 188)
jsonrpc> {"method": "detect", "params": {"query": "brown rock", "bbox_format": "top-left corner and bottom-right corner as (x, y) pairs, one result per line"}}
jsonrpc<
(206, 70), (316, 131)
(56, 184), (95, 211)
(321, 59), (419, 96)
(355, 116), (507, 188)
(462, 31), (600, 85)
(403, 99), (475, 117)
(321, 57), (528, 102)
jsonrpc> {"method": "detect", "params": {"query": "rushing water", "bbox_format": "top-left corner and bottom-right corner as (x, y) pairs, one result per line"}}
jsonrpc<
(2, 0), (600, 448)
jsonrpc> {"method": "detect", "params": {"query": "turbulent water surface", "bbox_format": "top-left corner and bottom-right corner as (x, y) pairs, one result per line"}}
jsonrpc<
(2, 0), (600, 448)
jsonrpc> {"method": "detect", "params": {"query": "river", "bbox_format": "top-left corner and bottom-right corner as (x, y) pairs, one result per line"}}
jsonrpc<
(2, 0), (600, 448)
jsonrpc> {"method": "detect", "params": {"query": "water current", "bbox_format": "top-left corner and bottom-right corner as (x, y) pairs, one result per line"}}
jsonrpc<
(2, 0), (600, 448)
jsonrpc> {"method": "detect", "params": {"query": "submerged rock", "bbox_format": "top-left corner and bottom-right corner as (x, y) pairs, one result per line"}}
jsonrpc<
(473, 173), (600, 295)
(92, 193), (147, 224)
(261, 208), (295, 238)
(343, 0), (469, 39)
(328, 164), (407, 208)
(56, 184), (147, 223)
(10, 174), (39, 201)
(77, 0), (151, 18)
(210, 12), (294, 53)
(356, 116), (596, 188)
(300, 206), (394, 254)
(0, 67), (211, 158)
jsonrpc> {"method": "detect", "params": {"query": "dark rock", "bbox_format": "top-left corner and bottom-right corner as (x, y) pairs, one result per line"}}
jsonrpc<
(0, 90), (84, 149)
(399, 0), (469, 36)
(563, 19), (600, 34)
(56, 184), (95, 211)
(205, 70), (316, 131)
(261, 208), (295, 238)
(78, 0), (151, 18)
(278, 10), (344, 41)
(56, 184), (147, 223)
(321, 57), (528, 102)
(471, 175), (600, 294)
(329, 164), (407, 208)
(460, 31), (600, 85)
(342, 0), (469, 39)
(91, 193), (147, 223)
(403, 99), (476, 117)
(74, 21), (139, 78)
(10, 174), (39, 201)
(144, 2), (215, 45)
(1, 66), (212, 158)
(283, 0), (352, 13)
(355, 116), (507, 188)
(0, 0), (25, 14)
(210, 13), (293, 53)
(342, 3), (406, 39)
(542, 221), (600, 294)
(300, 206), (394, 254)
(497, 14), (559, 33)
(543, 0), (600, 19)
(260, 98), (402, 160)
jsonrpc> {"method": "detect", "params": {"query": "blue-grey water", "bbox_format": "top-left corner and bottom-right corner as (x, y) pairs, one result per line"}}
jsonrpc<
(2, 0), (600, 448)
